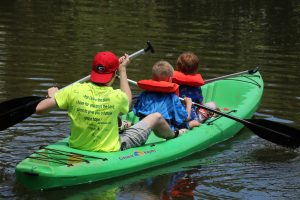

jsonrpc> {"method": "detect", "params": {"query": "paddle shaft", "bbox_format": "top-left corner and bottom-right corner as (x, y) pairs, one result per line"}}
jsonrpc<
(64, 41), (154, 88)
(186, 100), (294, 140)
(205, 67), (259, 83)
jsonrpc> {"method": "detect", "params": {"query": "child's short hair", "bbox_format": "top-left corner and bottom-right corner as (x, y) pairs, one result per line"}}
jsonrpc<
(176, 52), (199, 74)
(152, 61), (174, 81)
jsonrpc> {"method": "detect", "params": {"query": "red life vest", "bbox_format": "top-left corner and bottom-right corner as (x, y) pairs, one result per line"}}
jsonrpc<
(172, 71), (205, 87)
(137, 80), (179, 96)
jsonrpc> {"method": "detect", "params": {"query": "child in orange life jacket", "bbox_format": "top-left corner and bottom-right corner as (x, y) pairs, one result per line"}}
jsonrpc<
(133, 61), (200, 134)
(173, 52), (219, 123)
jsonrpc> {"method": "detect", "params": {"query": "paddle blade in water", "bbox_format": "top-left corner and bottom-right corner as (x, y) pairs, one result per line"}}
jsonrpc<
(247, 119), (300, 148)
(0, 96), (45, 131)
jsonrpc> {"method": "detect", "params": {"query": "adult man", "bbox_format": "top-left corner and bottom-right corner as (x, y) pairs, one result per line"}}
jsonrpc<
(36, 51), (175, 152)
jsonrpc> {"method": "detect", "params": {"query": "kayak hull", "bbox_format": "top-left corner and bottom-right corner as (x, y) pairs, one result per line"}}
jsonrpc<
(15, 72), (264, 190)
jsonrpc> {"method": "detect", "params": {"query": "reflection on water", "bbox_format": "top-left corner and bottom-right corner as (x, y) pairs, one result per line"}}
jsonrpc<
(0, 0), (300, 199)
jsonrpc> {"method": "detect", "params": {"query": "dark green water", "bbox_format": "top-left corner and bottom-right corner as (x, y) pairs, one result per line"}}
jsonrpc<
(0, 0), (299, 199)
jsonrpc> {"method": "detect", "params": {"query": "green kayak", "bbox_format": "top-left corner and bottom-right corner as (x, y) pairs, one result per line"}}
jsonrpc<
(15, 72), (264, 190)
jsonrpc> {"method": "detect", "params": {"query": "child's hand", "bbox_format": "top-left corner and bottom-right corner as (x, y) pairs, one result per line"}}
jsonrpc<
(48, 87), (59, 98)
(184, 97), (193, 106)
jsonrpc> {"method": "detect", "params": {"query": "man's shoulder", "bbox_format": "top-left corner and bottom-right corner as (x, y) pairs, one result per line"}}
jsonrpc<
(67, 83), (124, 96)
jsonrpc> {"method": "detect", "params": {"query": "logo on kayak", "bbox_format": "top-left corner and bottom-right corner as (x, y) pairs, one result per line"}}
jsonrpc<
(133, 150), (145, 156)
(119, 149), (156, 160)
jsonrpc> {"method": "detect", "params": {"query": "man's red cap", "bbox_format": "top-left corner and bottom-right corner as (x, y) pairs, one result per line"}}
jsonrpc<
(90, 51), (119, 84)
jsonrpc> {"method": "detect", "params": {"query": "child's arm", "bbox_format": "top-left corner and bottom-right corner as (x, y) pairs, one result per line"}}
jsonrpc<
(184, 97), (193, 121)
(185, 98), (201, 128)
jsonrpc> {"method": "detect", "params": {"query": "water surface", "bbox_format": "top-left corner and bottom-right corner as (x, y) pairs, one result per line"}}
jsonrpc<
(0, 0), (299, 199)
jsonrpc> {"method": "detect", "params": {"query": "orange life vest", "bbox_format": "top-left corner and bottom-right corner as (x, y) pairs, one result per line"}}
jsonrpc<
(137, 80), (179, 96)
(172, 71), (205, 87)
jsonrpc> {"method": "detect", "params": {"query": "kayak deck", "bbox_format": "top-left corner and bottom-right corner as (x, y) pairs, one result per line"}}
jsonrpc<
(15, 72), (264, 190)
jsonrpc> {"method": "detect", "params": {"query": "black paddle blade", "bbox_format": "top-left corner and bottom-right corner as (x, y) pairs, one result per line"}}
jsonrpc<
(247, 119), (300, 148)
(0, 96), (45, 131)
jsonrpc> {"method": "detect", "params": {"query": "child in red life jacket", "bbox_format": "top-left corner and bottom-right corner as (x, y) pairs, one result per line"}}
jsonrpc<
(173, 52), (219, 123)
(133, 61), (200, 135)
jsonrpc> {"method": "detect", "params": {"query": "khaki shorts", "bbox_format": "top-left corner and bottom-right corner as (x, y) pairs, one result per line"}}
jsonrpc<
(119, 121), (152, 151)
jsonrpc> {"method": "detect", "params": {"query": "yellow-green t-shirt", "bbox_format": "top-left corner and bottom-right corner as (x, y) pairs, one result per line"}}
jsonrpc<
(55, 82), (129, 152)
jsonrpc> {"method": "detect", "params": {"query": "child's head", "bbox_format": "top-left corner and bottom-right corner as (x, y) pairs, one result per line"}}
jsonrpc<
(176, 52), (199, 74)
(152, 61), (174, 82)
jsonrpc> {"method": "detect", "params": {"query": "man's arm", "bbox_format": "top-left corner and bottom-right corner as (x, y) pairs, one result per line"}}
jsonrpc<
(118, 54), (132, 107)
(36, 87), (59, 114)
